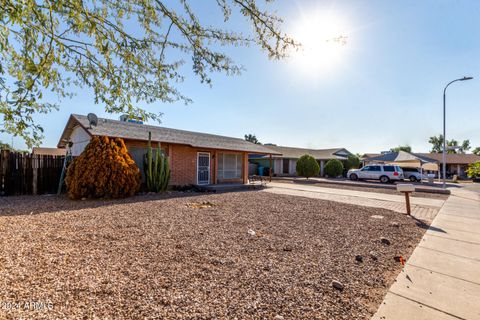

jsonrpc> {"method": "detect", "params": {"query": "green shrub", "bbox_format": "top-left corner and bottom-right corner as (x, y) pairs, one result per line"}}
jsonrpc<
(344, 154), (360, 170)
(144, 132), (170, 192)
(296, 154), (320, 179)
(324, 159), (344, 178)
(466, 161), (480, 178)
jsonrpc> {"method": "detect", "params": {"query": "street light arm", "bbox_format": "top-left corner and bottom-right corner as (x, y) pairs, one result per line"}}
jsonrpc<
(444, 79), (461, 96)
(444, 77), (474, 95)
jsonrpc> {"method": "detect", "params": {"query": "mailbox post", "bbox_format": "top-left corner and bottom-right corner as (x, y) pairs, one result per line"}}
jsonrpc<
(397, 184), (415, 215)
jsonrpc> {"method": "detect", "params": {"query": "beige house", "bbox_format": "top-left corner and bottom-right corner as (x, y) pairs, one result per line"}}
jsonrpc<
(250, 146), (352, 177)
(416, 153), (480, 178)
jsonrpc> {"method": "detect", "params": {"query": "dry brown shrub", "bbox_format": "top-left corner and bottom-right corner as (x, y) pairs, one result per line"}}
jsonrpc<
(65, 136), (141, 199)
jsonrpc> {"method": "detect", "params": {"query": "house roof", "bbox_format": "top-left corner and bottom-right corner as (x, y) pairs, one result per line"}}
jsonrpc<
(361, 153), (381, 160)
(251, 145), (352, 160)
(57, 114), (281, 155)
(32, 147), (67, 156)
(364, 151), (438, 164)
(416, 153), (480, 165)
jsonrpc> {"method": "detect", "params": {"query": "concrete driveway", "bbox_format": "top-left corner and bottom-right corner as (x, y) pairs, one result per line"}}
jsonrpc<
(263, 182), (445, 222)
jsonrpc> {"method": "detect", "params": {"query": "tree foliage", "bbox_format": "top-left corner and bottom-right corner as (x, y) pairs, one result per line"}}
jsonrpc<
(244, 133), (261, 144)
(0, 139), (27, 152)
(428, 134), (470, 154)
(324, 159), (344, 178)
(344, 154), (360, 170)
(0, 140), (12, 150)
(466, 162), (480, 179)
(296, 154), (319, 179)
(473, 147), (480, 156)
(1, 1), (296, 147)
(65, 136), (141, 199)
(390, 145), (411, 153)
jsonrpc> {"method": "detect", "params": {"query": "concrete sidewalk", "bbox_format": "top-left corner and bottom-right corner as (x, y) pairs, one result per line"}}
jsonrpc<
(372, 188), (480, 320)
(263, 182), (444, 222)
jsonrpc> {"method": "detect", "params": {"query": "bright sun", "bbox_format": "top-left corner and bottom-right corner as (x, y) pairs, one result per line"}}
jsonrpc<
(290, 11), (350, 74)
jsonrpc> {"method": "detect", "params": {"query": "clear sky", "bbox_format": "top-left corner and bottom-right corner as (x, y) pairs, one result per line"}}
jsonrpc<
(2, 0), (479, 154)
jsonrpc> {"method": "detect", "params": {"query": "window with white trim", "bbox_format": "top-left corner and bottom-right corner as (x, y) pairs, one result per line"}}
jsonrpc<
(218, 153), (242, 179)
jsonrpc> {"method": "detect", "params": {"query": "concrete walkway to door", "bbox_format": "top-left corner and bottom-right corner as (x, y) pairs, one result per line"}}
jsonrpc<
(372, 188), (480, 320)
(262, 182), (444, 222)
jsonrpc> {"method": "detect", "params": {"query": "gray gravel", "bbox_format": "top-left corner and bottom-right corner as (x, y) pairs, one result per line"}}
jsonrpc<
(0, 191), (426, 319)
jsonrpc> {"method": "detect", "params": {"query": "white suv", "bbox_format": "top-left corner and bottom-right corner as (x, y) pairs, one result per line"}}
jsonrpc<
(348, 164), (404, 183)
(401, 167), (422, 182)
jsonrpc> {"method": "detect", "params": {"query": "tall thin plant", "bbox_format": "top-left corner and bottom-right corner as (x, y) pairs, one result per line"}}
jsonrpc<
(145, 132), (170, 192)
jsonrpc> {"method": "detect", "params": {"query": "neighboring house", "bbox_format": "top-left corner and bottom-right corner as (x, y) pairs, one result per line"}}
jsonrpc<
(416, 153), (480, 178)
(250, 146), (352, 177)
(362, 152), (480, 178)
(32, 147), (67, 156)
(58, 114), (280, 186)
(360, 153), (380, 161)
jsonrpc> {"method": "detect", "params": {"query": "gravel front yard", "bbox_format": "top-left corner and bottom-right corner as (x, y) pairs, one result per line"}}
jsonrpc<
(0, 191), (427, 319)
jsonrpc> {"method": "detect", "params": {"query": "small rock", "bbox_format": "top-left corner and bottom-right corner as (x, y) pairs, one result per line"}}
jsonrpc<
(369, 251), (378, 261)
(247, 229), (256, 236)
(283, 245), (293, 252)
(332, 280), (344, 291)
(370, 215), (384, 219)
(380, 237), (391, 245)
(274, 316), (285, 320)
(390, 222), (400, 228)
(355, 255), (363, 263)
(81, 197), (87, 201)
(211, 258), (226, 266)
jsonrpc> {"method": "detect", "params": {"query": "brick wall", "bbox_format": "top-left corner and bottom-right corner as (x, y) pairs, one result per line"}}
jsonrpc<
(169, 144), (199, 185)
(124, 139), (247, 186)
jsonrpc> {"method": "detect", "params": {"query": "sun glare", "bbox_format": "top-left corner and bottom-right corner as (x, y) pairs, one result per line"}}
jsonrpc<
(290, 11), (350, 74)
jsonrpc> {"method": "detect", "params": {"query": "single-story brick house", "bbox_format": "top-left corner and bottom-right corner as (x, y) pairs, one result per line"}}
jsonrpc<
(249, 145), (353, 177)
(58, 114), (280, 186)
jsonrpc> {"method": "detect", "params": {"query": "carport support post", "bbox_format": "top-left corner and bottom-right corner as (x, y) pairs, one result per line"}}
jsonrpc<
(269, 154), (272, 182)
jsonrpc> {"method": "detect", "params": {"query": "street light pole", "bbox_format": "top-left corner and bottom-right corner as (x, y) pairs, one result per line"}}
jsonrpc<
(442, 76), (473, 188)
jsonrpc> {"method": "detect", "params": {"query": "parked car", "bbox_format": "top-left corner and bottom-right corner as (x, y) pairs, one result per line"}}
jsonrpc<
(347, 164), (404, 183)
(401, 167), (422, 182)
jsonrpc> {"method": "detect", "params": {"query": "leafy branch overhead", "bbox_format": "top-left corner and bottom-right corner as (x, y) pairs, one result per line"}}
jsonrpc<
(0, 0), (297, 146)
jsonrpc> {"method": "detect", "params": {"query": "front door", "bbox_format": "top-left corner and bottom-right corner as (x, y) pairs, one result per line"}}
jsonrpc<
(282, 159), (290, 174)
(197, 152), (210, 185)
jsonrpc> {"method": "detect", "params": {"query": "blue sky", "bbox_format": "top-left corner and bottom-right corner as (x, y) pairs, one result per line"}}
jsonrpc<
(2, 0), (479, 154)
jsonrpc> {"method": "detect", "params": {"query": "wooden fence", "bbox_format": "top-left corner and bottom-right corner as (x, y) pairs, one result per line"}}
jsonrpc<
(0, 150), (65, 196)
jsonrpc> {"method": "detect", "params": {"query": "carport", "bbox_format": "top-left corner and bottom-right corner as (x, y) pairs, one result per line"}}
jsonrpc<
(363, 151), (439, 181)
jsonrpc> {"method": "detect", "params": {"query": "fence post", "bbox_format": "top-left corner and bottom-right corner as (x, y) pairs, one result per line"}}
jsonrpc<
(32, 154), (38, 195)
(0, 149), (9, 195)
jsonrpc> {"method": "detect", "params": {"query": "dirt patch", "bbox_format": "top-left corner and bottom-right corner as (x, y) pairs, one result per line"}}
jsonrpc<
(186, 200), (215, 209)
(0, 192), (426, 319)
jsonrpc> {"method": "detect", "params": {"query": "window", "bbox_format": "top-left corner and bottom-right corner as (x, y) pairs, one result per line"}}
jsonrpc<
(383, 166), (395, 172)
(361, 166), (370, 171)
(218, 153), (242, 179)
(371, 166), (381, 171)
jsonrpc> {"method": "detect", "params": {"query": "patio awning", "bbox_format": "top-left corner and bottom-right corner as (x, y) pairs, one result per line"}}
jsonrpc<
(364, 151), (439, 171)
